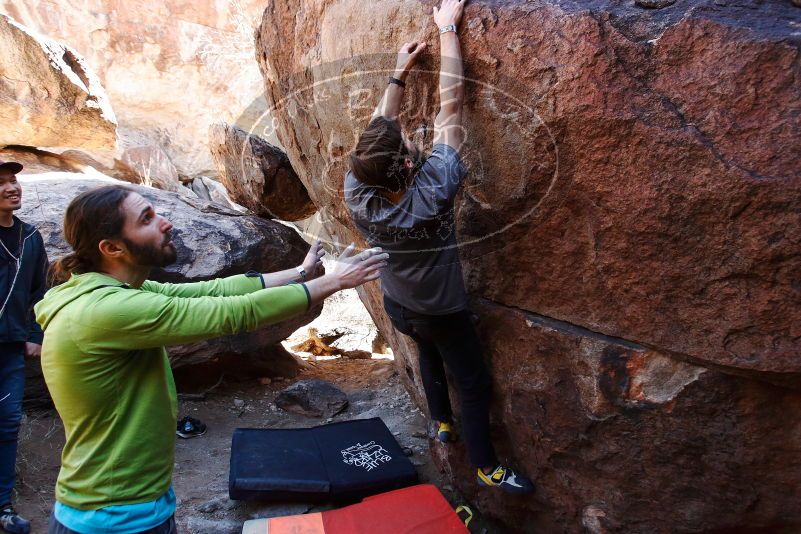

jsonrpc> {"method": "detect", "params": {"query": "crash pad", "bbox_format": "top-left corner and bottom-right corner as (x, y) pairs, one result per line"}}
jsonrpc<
(241, 484), (469, 534)
(230, 417), (418, 502)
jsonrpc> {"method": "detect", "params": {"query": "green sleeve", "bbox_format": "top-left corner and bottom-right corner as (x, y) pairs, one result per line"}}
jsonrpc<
(140, 274), (264, 298)
(74, 283), (309, 352)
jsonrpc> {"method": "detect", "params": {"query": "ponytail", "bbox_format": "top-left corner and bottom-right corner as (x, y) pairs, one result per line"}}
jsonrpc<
(49, 185), (133, 286)
(48, 252), (94, 286)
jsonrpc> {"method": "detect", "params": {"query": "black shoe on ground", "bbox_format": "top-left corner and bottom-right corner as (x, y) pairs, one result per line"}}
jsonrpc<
(176, 416), (207, 439)
(0, 504), (30, 534)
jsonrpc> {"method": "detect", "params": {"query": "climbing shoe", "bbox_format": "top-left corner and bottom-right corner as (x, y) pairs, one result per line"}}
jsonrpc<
(436, 421), (454, 443)
(0, 504), (30, 534)
(176, 416), (207, 439)
(477, 465), (534, 494)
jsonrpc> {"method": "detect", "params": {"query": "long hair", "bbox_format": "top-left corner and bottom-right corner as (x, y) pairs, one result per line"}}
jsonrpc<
(48, 185), (133, 285)
(348, 116), (411, 192)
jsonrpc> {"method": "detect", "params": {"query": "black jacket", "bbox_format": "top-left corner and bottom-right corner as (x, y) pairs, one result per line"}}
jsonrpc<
(0, 216), (48, 344)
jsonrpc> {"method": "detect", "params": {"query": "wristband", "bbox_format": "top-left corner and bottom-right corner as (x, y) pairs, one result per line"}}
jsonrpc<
(388, 76), (406, 88)
(439, 24), (457, 35)
(295, 265), (307, 281)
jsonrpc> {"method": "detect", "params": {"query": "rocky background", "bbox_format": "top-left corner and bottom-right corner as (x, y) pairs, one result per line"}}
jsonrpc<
(2, 0), (272, 185)
(254, 0), (801, 532)
(2, 0), (801, 532)
(0, 14), (116, 150)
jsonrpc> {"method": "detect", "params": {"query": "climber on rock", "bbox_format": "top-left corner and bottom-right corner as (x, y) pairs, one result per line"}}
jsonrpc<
(345, 0), (534, 494)
(34, 185), (388, 534)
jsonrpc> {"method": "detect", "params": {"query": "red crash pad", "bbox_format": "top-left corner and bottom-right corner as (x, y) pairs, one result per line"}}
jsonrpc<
(243, 484), (468, 534)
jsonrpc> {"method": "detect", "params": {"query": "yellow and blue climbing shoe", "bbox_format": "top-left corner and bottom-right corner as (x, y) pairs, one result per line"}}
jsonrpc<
(477, 465), (534, 494)
(437, 421), (454, 443)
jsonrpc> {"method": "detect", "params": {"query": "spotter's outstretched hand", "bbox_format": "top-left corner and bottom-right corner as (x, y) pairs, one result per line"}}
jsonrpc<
(301, 239), (326, 278)
(330, 243), (388, 290)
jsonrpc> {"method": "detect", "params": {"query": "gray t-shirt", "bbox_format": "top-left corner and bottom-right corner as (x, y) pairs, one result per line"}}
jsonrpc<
(345, 144), (468, 315)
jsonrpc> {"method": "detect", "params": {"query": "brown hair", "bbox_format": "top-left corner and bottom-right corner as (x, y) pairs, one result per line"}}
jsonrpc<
(348, 116), (410, 192)
(48, 185), (133, 285)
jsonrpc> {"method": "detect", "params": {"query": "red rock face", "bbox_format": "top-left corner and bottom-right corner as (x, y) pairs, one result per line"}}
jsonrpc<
(448, 301), (801, 532)
(255, 0), (801, 530)
(4, 0), (271, 179)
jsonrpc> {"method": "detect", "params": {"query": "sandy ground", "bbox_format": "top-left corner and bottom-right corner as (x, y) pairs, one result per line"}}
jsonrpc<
(282, 284), (384, 358)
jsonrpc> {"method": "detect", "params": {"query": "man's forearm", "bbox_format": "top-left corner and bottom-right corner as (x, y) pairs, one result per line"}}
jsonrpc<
(372, 40), (425, 120)
(303, 273), (343, 308)
(438, 32), (464, 113)
(261, 267), (304, 288)
(372, 75), (406, 120)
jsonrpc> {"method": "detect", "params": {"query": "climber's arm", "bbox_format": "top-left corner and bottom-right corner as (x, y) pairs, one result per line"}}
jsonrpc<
(372, 41), (427, 121)
(433, 0), (466, 151)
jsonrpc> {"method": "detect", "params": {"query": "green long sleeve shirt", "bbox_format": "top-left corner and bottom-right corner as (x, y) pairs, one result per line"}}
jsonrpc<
(34, 272), (309, 510)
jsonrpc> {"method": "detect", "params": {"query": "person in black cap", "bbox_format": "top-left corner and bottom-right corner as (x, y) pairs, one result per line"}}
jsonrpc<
(0, 159), (48, 534)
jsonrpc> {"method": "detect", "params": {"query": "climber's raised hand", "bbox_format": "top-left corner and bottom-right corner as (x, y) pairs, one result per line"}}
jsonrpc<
(373, 41), (425, 120)
(394, 41), (427, 82)
(433, 0), (466, 29)
(433, 0), (466, 151)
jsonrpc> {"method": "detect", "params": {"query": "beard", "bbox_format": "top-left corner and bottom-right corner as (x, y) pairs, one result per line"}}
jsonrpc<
(405, 143), (426, 178)
(407, 142), (422, 164)
(123, 236), (177, 268)
(387, 145), (425, 192)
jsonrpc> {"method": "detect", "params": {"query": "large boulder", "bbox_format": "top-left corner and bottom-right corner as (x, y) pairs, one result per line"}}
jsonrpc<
(18, 174), (320, 403)
(0, 14), (116, 149)
(209, 123), (315, 221)
(189, 175), (244, 212)
(2, 0), (274, 180)
(255, 0), (801, 531)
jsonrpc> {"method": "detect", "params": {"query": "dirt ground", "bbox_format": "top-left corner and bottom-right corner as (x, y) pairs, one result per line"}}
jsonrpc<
(14, 357), (502, 533)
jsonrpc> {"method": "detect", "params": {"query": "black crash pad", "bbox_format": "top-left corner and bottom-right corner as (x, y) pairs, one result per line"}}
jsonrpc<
(229, 417), (419, 502)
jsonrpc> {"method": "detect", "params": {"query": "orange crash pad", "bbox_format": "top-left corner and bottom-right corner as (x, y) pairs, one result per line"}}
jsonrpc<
(242, 484), (468, 534)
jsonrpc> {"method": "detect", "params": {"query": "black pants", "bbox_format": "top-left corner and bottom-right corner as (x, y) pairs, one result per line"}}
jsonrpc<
(384, 296), (496, 468)
(48, 512), (177, 533)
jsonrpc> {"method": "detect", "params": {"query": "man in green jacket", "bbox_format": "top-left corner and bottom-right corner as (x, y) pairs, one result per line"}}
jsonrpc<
(35, 185), (386, 534)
